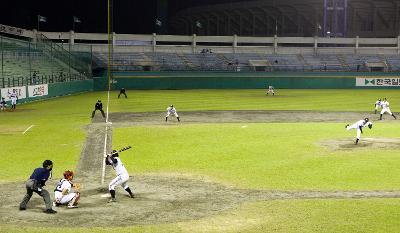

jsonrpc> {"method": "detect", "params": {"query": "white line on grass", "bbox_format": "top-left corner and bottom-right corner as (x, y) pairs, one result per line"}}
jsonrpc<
(22, 125), (35, 135)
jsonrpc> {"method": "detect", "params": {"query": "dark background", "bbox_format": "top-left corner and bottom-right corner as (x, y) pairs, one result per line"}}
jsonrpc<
(0, 0), (247, 33)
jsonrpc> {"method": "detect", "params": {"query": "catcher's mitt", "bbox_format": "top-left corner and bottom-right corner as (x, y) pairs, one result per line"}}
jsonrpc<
(368, 124), (372, 129)
(73, 183), (82, 190)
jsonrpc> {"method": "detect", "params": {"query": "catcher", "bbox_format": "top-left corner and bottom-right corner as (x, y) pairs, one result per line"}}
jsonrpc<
(53, 170), (81, 208)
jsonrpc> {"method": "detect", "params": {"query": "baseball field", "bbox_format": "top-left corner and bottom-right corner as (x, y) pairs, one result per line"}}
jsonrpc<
(1, 89), (400, 233)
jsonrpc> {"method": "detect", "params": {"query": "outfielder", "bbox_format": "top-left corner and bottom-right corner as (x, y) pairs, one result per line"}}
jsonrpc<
(9, 90), (18, 110)
(379, 98), (396, 120)
(105, 150), (134, 202)
(374, 98), (382, 114)
(345, 118), (373, 144)
(266, 85), (275, 96)
(19, 160), (57, 214)
(0, 97), (7, 111)
(53, 170), (81, 208)
(166, 105), (180, 122)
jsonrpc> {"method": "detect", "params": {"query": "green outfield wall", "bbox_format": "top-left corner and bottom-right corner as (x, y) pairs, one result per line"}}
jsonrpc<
(94, 72), (400, 90)
(2, 79), (93, 105)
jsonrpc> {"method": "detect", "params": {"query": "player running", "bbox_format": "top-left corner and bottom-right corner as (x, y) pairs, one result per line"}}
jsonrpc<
(345, 118), (373, 144)
(379, 98), (396, 120)
(105, 150), (134, 202)
(166, 105), (180, 122)
(53, 170), (81, 208)
(266, 85), (275, 96)
(374, 98), (382, 114)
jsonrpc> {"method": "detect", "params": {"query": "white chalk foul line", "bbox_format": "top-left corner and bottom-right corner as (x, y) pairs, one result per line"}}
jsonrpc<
(22, 125), (35, 135)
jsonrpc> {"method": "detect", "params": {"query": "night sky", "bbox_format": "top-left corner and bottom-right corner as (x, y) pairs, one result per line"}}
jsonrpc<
(0, 0), (248, 34)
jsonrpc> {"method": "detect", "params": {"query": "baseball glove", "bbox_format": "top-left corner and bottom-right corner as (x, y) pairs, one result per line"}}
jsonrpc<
(73, 183), (82, 190)
(368, 124), (372, 129)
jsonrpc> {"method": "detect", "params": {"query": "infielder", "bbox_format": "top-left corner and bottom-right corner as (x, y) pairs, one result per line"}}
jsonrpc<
(266, 85), (275, 96)
(166, 105), (180, 122)
(9, 90), (18, 110)
(19, 160), (57, 214)
(53, 170), (81, 208)
(345, 117), (373, 144)
(105, 150), (134, 202)
(0, 97), (7, 111)
(379, 98), (396, 120)
(374, 98), (382, 114)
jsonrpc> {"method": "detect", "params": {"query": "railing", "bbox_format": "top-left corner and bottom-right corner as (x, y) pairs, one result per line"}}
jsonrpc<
(0, 73), (89, 88)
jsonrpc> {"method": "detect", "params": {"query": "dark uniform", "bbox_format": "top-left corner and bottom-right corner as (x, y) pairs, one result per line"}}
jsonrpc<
(19, 160), (56, 213)
(91, 100), (106, 118)
(118, 88), (127, 98)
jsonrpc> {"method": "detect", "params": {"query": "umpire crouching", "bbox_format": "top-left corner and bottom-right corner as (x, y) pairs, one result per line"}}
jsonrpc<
(92, 99), (106, 119)
(19, 160), (57, 213)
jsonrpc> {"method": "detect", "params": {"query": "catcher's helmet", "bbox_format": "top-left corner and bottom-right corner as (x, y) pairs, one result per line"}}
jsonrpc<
(63, 170), (74, 179)
(42, 160), (53, 168)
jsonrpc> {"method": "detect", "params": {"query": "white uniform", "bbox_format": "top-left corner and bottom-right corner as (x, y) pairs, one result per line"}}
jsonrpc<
(267, 86), (274, 95)
(374, 100), (381, 111)
(54, 178), (77, 204)
(380, 100), (393, 115)
(108, 157), (130, 191)
(9, 92), (17, 105)
(346, 119), (372, 140)
(166, 106), (179, 118)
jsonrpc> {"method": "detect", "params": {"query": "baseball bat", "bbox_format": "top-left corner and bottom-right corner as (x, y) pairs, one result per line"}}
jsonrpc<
(108, 146), (132, 156)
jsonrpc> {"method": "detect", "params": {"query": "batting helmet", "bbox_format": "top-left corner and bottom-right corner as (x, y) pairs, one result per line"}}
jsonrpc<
(111, 149), (119, 157)
(63, 170), (74, 179)
(42, 160), (53, 168)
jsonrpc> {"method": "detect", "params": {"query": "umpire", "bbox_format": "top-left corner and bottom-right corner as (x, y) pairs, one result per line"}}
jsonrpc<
(91, 99), (106, 118)
(118, 87), (127, 98)
(19, 160), (57, 214)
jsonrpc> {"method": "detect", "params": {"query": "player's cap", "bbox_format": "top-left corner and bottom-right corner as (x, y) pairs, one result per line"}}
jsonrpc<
(170, 105), (173, 107)
(364, 117), (369, 122)
(98, 100), (101, 102)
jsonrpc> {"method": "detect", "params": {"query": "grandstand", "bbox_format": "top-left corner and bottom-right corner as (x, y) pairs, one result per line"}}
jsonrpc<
(1, 22), (400, 88)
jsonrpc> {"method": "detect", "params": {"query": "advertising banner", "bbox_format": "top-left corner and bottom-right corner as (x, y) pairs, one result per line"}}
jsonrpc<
(356, 77), (400, 87)
(1, 86), (27, 101)
(28, 84), (48, 97)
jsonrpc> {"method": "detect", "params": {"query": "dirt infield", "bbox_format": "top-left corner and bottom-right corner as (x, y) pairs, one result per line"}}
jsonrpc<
(1, 111), (399, 227)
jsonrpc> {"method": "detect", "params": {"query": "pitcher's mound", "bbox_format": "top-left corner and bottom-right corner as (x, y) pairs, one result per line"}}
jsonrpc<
(320, 138), (400, 151)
